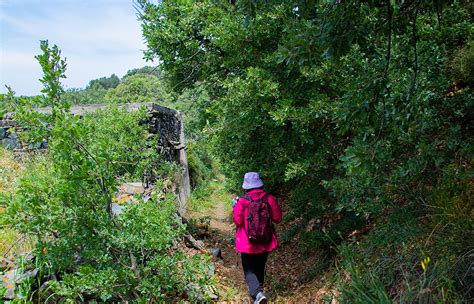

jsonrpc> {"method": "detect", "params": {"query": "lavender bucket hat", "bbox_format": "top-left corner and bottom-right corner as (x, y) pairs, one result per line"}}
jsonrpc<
(242, 172), (264, 190)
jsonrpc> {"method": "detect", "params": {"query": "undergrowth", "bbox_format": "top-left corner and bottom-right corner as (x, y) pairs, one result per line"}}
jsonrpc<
(336, 166), (473, 303)
(0, 148), (34, 259)
(0, 41), (216, 302)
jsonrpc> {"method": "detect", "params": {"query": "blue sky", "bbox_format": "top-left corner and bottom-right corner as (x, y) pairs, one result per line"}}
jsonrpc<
(0, 0), (151, 96)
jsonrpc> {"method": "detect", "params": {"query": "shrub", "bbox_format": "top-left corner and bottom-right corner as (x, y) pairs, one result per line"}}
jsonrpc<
(0, 41), (215, 302)
(451, 41), (474, 86)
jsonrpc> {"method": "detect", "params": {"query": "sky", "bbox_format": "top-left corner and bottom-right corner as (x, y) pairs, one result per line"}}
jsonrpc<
(0, 0), (152, 96)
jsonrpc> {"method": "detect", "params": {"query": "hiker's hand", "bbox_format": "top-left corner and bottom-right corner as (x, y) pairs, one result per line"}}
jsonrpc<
(231, 197), (238, 208)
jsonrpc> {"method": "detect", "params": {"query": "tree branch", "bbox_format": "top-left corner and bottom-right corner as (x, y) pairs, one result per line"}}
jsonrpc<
(373, 1), (393, 145)
(407, 3), (420, 102)
(75, 141), (116, 225)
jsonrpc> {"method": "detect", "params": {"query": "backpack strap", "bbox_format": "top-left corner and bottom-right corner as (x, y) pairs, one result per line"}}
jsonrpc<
(240, 195), (251, 202)
(240, 194), (269, 203)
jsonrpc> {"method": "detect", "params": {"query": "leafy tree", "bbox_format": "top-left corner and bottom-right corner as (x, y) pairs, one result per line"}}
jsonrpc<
(138, 0), (472, 216)
(87, 73), (121, 90)
(105, 73), (172, 104)
(138, 0), (473, 300)
(124, 66), (162, 79)
(63, 86), (108, 105)
(62, 74), (121, 105)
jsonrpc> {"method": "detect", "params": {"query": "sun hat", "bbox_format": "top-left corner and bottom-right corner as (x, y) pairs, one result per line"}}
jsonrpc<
(242, 172), (264, 190)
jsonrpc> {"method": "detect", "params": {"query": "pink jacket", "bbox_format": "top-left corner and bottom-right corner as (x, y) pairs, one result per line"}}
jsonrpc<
(233, 189), (282, 253)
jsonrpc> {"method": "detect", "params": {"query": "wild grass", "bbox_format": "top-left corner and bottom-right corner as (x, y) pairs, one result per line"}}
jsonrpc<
(335, 168), (473, 303)
(0, 147), (33, 259)
(188, 174), (229, 214)
(0, 147), (24, 194)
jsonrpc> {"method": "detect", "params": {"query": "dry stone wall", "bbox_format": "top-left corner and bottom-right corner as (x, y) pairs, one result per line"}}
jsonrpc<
(0, 116), (23, 149)
(147, 104), (190, 215)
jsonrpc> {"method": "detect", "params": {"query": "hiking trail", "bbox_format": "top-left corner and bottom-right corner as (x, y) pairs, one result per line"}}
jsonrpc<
(188, 179), (339, 303)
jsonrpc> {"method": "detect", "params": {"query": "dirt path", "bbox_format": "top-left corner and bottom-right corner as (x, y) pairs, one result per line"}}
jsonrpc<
(188, 181), (338, 303)
(207, 195), (233, 233)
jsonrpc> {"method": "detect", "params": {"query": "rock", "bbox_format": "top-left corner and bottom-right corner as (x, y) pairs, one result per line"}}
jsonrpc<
(4, 284), (15, 300)
(207, 264), (216, 276)
(1, 268), (38, 299)
(210, 248), (223, 260)
(38, 280), (57, 302)
(0, 257), (15, 270)
(119, 182), (145, 195)
(1, 133), (21, 149)
(17, 252), (35, 265)
(111, 203), (126, 216)
(19, 268), (38, 280)
(27, 141), (42, 149)
(142, 187), (152, 202)
(0, 128), (6, 139)
(0, 119), (18, 127)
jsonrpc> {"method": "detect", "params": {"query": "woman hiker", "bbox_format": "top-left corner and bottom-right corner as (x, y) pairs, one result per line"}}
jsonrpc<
(232, 172), (282, 304)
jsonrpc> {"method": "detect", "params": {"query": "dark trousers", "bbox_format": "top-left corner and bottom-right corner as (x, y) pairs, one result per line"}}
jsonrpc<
(241, 252), (268, 299)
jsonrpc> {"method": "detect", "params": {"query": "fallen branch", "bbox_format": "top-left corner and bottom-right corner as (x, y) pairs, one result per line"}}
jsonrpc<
(184, 233), (205, 251)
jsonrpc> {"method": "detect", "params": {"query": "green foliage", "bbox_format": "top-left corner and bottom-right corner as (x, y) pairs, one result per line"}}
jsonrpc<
(336, 175), (473, 303)
(62, 74), (120, 105)
(124, 66), (162, 79)
(450, 41), (474, 86)
(139, 0), (473, 301)
(0, 94), (6, 119)
(338, 264), (392, 304)
(87, 73), (120, 90)
(1, 41), (214, 301)
(61, 69), (171, 106)
(187, 142), (214, 189)
(35, 40), (68, 112)
(62, 68), (166, 105)
(105, 74), (172, 104)
(173, 84), (211, 138)
(63, 85), (108, 105)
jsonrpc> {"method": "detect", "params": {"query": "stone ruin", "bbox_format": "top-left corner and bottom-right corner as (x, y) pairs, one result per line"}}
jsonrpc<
(0, 103), (190, 215)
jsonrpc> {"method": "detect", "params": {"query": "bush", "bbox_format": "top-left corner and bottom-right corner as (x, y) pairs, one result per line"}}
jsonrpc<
(0, 41), (215, 302)
(187, 142), (214, 190)
(451, 41), (474, 86)
(336, 174), (473, 303)
(137, 2), (473, 300)
(1, 107), (215, 301)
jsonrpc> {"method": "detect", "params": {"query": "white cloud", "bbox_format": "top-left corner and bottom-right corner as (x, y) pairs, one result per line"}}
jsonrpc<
(0, 50), (43, 95)
(0, 0), (149, 96)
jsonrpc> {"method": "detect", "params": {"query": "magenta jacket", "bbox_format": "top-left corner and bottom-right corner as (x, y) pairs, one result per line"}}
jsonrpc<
(233, 189), (282, 254)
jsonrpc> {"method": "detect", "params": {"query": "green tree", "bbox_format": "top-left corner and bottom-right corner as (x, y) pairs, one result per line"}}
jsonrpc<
(124, 66), (162, 79)
(138, 1), (473, 301)
(62, 74), (121, 105)
(138, 0), (472, 214)
(105, 73), (172, 104)
(63, 86), (108, 105)
(87, 73), (121, 90)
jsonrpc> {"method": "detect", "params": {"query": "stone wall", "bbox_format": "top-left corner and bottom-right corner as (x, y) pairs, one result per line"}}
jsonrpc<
(0, 103), (191, 214)
(0, 115), (23, 149)
(147, 104), (190, 215)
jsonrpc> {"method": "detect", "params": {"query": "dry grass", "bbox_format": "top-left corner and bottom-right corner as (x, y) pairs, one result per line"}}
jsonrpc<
(0, 147), (33, 259)
(0, 147), (24, 194)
